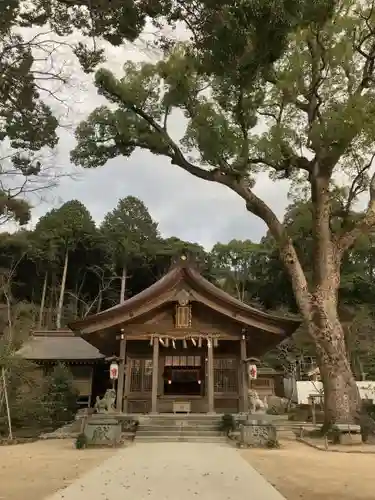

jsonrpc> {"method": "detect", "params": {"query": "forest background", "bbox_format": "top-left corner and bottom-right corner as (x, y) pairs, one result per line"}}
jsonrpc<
(2, 194), (375, 381)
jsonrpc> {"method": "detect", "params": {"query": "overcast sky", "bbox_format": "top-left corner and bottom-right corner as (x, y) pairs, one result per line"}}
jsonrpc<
(16, 28), (291, 250)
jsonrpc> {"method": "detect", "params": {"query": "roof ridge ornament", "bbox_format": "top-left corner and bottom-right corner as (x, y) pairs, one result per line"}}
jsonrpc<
(170, 251), (197, 269)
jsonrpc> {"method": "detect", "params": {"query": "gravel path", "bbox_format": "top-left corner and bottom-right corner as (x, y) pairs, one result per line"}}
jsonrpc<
(46, 442), (285, 500)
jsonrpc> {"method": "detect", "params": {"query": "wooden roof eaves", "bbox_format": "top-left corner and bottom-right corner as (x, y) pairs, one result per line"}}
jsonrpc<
(69, 259), (301, 338)
(31, 358), (103, 365)
(70, 289), (179, 335)
(188, 289), (283, 335)
(69, 267), (182, 332)
(186, 268), (301, 335)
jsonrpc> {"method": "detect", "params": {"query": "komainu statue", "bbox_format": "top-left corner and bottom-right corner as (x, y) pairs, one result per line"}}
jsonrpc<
(94, 389), (116, 413)
(248, 389), (268, 414)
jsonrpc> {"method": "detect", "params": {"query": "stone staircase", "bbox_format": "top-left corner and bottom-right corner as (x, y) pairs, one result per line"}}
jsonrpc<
(135, 414), (228, 443)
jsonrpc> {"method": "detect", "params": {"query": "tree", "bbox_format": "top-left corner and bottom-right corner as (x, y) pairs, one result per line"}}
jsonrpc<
(42, 363), (78, 428)
(0, 0), (177, 227)
(211, 239), (265, 301)
(101, 196), (159, 303)
(71, 2), (375, 426)
(0, 28), (59, 225)
(34, 201), (97, 328)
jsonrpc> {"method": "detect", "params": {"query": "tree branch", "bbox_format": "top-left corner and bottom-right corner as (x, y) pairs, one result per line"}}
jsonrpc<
(336, 152), (375, 229)
(96, 73), (314, 316)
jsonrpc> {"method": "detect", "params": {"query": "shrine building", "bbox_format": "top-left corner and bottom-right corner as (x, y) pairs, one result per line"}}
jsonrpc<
(67, 254), (301, 415)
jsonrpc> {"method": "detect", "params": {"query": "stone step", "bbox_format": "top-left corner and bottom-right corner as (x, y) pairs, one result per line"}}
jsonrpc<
(135, 435), (228, 443)
(138, 415), (222, 420)
(137, 428), (220, 435)
(137, 429), (223, 437)
(138, 419), (221, 426)
(138, 423), (220, 430)
(138, 421), (220, 426)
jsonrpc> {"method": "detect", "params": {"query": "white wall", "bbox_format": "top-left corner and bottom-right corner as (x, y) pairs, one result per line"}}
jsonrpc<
(283, 379), (375, 404)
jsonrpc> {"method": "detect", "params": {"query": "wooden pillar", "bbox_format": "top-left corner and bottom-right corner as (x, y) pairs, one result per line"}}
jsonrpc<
(151, 336), (159, 414)
(240, 335), (248, 413)
(116, 336), (126, 412)
(207, 338), (215, 414)
(123, 356), (131, 414)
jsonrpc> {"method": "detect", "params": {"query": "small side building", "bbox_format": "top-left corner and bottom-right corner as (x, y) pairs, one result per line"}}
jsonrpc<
(16, 329), (105, 407)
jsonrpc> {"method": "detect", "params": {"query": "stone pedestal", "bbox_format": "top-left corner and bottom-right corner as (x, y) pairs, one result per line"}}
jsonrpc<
(240, 421), (277, 447)
(84, 415), (122, 447)
(339, 433), (362, 445)
(333, 424), (362, 446)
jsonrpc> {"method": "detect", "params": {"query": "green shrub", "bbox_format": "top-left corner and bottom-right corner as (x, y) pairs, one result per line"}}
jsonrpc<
(266, 438), (281, 449)
(42, 363), (79, 428)
(219, 414), (236, 435)
(266, 406), (282, 415)
(75, 433), (87, 449)
(358, 404), (375, 442)
(122, 418), (139, 432)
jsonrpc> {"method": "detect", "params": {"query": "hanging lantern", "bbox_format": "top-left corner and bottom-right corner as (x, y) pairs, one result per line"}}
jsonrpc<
(149, 336), (153, 346)
(191, 337), (196, 347)
(183, 339), (188, 349)
(159, 337), (165, 346)
(198, 336), (202, 348)
(109, 361), (119, 380)
(248, 364), (257, 380)
(213, 337), (219, 348)
(165, 337), (170, 348)
(207, 338), (212, 348)
(172, 339), (176, 349)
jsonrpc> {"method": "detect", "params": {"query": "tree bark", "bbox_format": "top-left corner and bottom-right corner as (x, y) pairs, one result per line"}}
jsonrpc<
(96, 290), (102, 313)
(303, 173), (360, 425)
(240, 173), (361, 425)
(56, 249), (69, 329)
(308, 303), (361, 425)
(38, 272), (48, 329)
(120, 266), (127, 304)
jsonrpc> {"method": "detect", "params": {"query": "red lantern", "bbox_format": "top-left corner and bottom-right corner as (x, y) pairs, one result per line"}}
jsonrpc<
(110, 362), (119, 380)
(248, 364), (257, 380)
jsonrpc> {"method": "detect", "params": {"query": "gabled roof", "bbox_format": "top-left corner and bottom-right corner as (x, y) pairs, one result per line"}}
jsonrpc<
(69, 254), (301, 337)
(16, 329), (105, 361)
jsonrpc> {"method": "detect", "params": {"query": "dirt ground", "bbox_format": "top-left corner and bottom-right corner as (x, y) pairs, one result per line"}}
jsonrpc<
(242, 440), (375, 500)
(1, 439), (374, 500)
(0, 439), (116, 500)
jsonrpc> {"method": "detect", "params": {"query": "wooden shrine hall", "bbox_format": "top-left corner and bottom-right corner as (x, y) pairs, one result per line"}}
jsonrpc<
(69, 255), (300, 415)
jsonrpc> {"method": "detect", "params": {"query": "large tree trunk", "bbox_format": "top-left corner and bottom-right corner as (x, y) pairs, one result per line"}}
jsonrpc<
(272, 173), (361, 425)
(221, 172), (361, 426)
(288, 266), (361, 425)
(308, 306), (361, 425)
(56, 249), (69, 329)
(306, 174), (360, 425)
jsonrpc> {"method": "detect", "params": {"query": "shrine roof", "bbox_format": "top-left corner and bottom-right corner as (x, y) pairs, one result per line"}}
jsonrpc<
(69, 254), (301, 338)
(16, 329), (105, 361)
